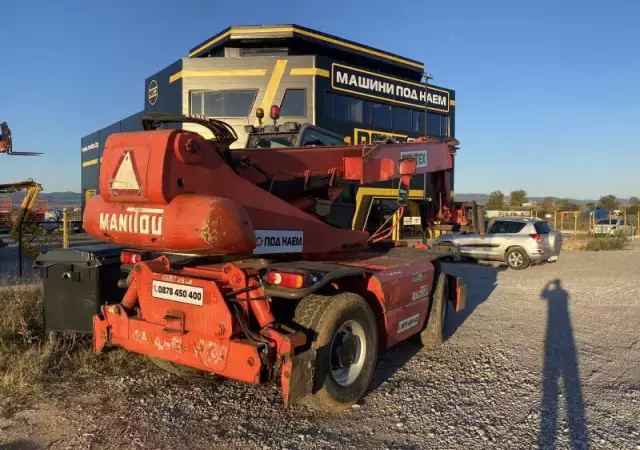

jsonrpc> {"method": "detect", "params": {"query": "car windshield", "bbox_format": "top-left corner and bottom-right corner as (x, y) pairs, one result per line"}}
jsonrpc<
(534, 221), (552, 234)
(597, 219), (617, 224)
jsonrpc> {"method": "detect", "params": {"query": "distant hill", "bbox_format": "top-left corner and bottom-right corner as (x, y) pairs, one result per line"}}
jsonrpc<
(3, 191), (81, 206)
(455, 193), (632, 206)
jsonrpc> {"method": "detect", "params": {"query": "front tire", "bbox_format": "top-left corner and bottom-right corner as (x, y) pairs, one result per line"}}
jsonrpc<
(294, 293), (378, 412)
(505, 247), (530, 270)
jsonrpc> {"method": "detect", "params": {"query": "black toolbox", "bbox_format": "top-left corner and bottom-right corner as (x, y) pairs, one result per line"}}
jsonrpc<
(34, 244), (125, 334)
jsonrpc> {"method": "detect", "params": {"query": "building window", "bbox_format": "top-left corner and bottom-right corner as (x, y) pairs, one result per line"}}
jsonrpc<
(325, 92), (450, 138)
(325, 92), (364, 123)
(371, 103), (391, 128)
(324, 92), (335, 119)
(279, 89), (306, 117)
(335, 94), (364, 123)
(413, 111), (448, 137)
(190, 90), (258, 117)
(392, 107), (413, 132)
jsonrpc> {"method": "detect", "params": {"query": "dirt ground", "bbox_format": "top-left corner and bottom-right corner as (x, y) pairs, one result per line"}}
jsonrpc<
(1, 245), (639, 450)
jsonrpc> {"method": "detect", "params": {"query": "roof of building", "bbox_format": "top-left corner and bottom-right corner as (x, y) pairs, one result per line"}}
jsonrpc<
(188, 24), (425, 73)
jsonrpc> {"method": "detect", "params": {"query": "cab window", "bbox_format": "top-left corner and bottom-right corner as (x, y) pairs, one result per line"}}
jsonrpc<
(301, 128), (344, 147)
(247, 135), (295, 148)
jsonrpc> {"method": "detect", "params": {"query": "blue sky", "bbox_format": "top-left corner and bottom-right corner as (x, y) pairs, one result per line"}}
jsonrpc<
(0, 0), (638, 198)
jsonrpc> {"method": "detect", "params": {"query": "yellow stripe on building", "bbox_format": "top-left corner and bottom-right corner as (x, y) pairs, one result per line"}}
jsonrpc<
(290, 68), (330, 77)
(82, 159), (98, 168)
(169, 68), (267, 83)
(257, 59), (288, 125)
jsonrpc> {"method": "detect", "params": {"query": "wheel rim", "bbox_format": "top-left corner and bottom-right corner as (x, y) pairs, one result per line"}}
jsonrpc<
(508, 251), (524, 267)
(329, 320), (367, 387)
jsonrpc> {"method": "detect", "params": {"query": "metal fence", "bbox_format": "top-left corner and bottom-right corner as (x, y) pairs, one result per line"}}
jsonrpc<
(0, 209), (102, 277)
(542, 210), (639, 236)
(486, 209), (640, 236)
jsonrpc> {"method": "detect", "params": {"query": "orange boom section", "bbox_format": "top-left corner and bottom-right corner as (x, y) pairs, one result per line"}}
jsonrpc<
(83, 128), (371, 255)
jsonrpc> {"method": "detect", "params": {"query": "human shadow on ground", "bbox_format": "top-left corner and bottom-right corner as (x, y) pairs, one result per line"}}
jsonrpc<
(538, 279), (589, 450)
(369, 262), (504, 393)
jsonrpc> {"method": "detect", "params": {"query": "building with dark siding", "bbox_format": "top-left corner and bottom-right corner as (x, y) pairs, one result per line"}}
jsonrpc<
(81, 24), (455, 212)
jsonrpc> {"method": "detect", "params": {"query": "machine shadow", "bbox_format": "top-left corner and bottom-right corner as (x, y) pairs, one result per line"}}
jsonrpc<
(443, 261), (505, 339)
(538, 279), (589, 449)
(369, 261), (503, 394)
(0, 440), (41, 450)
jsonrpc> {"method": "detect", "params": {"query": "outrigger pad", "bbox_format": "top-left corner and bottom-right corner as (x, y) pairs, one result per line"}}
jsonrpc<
(281, 348), (316, 407)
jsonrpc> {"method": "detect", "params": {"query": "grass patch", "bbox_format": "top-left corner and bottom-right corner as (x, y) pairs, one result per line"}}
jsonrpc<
(584, 234), (631, 251)
(0, 278), (145, 400)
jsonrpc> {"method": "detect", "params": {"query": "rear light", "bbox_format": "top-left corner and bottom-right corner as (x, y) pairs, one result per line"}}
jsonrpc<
(265, 270), (306, 289)
(530, 234), (543, 243)
(120, 251), (148, 264)
(264, 270), (323, 289)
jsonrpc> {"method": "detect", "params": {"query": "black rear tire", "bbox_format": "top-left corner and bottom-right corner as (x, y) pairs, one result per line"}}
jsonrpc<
(294, 293), (378, 412)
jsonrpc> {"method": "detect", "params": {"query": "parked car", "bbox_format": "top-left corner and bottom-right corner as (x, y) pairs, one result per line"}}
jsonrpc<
(435, 217), (563, 270)
(592, 218), (636, 236)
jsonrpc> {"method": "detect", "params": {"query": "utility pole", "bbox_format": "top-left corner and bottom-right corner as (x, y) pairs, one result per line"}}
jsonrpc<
(421, 72), (433, 244)
(422, 72), (433, 137)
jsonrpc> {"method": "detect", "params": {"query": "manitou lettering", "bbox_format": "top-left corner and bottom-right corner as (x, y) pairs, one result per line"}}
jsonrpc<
(99, 208), (164, 235)
(331, 63), (450, 112)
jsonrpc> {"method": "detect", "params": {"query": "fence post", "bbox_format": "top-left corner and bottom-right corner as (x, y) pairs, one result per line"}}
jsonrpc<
(17, 222), (23, 277)
(63, 208), (69, 248)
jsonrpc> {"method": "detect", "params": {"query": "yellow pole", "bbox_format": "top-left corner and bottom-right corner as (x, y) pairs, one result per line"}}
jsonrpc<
(63, 208), (69, 249)
(554, 210), (557, 229)
(392, 211), (399, 241)
(574, 212), (578, 234)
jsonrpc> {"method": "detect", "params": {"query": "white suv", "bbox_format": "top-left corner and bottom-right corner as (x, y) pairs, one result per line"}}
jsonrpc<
(435, 217), (563, 270)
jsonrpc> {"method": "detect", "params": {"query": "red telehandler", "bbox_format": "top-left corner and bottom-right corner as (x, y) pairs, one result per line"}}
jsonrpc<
(84, 112), (466, 412)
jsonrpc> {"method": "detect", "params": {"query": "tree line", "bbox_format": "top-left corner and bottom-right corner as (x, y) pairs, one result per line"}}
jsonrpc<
(486, 191), (640, 214)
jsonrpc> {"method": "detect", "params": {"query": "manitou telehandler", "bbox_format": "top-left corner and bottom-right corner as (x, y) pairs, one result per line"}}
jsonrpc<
(84, 112), (467, 412)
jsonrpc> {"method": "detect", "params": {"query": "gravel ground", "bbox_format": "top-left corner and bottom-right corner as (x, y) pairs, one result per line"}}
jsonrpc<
(1, 245), (639, 450)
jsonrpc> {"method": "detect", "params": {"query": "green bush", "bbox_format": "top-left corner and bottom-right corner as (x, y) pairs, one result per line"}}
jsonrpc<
(584, 234), (630, 251)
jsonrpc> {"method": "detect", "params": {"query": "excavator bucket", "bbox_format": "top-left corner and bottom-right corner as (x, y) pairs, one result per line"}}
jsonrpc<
(0, 122), (43, 156)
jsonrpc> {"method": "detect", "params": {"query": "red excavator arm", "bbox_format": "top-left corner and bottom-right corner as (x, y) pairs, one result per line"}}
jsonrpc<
(83, 114), (454, 256)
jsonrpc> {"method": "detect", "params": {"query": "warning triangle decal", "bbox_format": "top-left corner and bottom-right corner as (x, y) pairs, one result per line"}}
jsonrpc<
(110, 151), (141, 195)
